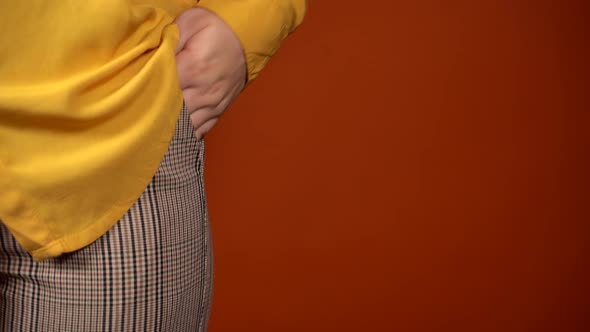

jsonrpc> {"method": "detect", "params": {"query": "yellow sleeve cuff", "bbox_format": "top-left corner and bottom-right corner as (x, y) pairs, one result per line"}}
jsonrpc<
(196, 0), (307, 82)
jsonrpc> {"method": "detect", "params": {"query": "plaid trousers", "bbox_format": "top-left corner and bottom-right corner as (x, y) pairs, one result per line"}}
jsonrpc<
(0, 103), (213, 331)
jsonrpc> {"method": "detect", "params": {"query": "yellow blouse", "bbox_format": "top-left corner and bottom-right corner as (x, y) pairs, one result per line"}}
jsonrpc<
(0, 0), (306, 260)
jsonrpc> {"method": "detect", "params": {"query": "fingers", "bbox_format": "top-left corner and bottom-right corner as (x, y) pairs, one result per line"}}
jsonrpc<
(181, 75), (243, 114)
(194, 117), (218, 141)
(187, 90), (233, 131)
(181, 85), (224, 111)
(187, 88), (240, 141)
(189, 107), (217, 131)
(189, 107), (218, 141)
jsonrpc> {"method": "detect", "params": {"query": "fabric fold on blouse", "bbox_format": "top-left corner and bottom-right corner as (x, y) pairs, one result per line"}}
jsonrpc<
(0, 0), (306, 260)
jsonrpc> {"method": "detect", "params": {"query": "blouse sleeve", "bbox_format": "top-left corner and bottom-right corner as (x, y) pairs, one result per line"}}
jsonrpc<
(196, 0), (307, 82)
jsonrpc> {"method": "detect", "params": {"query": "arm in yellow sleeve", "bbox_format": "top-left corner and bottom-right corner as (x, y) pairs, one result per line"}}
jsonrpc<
(196, 0), (307, 83)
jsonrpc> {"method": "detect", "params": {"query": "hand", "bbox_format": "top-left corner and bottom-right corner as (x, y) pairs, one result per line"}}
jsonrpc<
(175, 8), (247, 141)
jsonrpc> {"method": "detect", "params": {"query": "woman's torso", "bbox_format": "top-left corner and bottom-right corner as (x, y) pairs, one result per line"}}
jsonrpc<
(0, 0), (195, 260)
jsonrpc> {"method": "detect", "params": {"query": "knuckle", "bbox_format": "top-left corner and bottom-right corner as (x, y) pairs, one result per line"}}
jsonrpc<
(210, 87), (225, 106)
(189, 114), (200, 128)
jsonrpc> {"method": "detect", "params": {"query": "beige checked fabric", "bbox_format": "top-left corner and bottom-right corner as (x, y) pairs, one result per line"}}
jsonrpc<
(0, 103), (213, 331)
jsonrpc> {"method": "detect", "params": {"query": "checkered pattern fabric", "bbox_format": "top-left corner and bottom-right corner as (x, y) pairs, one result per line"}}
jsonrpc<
(0, 103), (213, 331)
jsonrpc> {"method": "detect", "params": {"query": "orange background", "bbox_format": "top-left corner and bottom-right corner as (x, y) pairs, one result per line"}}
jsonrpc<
(205, 1), (589, 331)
